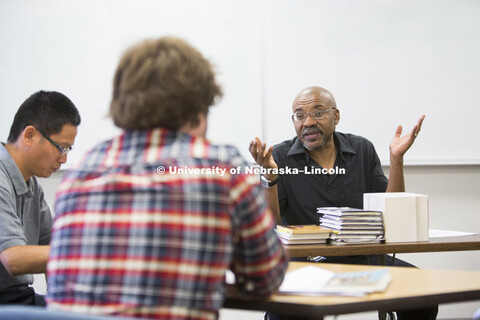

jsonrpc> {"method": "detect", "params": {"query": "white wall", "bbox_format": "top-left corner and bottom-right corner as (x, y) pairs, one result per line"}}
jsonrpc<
(37, 164), (480, 319)
(0, 0), (264, 162)
(263, 0), (480, 166)
(2, 0), (480, 166)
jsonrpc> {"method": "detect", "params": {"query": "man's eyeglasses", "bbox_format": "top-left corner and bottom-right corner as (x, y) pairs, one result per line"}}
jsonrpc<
(36, 128), (72, 156)
(291, 108), (334, 123)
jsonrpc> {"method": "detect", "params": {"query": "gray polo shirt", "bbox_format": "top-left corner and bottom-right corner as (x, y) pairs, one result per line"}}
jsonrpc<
(0, 143), (52, 293)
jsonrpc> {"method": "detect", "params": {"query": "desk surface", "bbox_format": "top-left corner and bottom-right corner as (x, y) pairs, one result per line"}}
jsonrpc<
(224, 261), (480, 318)
(285, 234), (480, 257)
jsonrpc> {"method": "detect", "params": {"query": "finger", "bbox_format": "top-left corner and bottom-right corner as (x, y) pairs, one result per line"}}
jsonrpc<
(411, 127), (418, 139)
(264, 145), (274, 162)
(253, 137), (265, 160)
(249, 140), (258, 159)
(250, 137), (264, 162)
(256, 142), (267, 164)
(394, 125), (402, 139)
(410, 115), (425, 138)
(254, 136), (264, 146)
(415, 114), (425, 134)
(262, 143), (272, 158)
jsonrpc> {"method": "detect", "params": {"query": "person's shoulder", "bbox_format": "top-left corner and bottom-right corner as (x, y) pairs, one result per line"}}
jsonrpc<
(200, 141), (248, 167)
(0, 157), (8, 180)
(87, 138), (117, 155)
(336, 132), (374, 146)
(186, 134), (247, 167)
(0, 164), (13, 194)
(61, 138), (118, 182)
(72, 138), (117, 168)
(0, 144), (17, 174)
(0, 146), (27, 195)
(336, 132), (379, 159)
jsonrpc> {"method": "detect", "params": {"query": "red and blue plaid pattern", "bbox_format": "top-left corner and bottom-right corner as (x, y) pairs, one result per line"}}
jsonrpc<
(47, 128), (287, 320)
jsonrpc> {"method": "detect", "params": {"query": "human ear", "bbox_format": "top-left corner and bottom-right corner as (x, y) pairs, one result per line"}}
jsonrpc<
(22, 126), (37, 146)
(333, 109), (340, 125)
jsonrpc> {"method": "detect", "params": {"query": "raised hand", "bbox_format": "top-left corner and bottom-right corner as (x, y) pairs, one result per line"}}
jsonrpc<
(249, 137), (278, 175)
(389, 115), (425, 160)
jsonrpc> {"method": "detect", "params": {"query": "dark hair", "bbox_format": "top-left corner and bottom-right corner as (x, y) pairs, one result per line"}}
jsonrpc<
(109, 36), (222, 130)
(7, 91), (81, 143)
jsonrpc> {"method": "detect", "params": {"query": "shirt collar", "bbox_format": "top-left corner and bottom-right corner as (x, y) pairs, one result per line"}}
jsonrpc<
(286, 132), (357, 160)
(0, 143), (29, 196)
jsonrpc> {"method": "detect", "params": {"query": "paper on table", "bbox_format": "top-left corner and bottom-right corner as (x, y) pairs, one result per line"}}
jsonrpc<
(320, 269), (391, 296)
(429, 229), (478, 238)
(279, 265), (334, 294)
(278, 266), (391, 296)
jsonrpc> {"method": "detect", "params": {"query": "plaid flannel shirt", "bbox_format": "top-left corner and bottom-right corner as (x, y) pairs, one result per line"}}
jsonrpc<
(47, 128), (287, 320)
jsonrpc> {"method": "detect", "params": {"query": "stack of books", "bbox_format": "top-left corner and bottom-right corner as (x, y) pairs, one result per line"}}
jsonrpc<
(317, 207), (385, 245)
(275, 225), (332, 245)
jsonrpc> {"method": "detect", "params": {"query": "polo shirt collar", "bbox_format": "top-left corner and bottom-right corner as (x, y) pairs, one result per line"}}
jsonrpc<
(286, 132), (357, 161)
(334, 132), (356, 161)
(286, 136), (307, 157)
(0, 143), (29, 196)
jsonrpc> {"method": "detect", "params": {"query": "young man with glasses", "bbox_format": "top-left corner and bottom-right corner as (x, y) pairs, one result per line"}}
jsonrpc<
(0, 91), (81, 306)
(250, 86), (437, 320)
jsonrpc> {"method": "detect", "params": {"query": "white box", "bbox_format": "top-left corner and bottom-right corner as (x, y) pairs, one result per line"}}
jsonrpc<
(363, 192), (429, 243)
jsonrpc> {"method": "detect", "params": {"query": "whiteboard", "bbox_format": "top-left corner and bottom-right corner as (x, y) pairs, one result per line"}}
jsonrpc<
(1, 0), (479, 166)
(0, 0), (264, 164)
(264, 0), (480, 165)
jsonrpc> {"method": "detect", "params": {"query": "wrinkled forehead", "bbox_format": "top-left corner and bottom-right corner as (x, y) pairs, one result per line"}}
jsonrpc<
(292, 90), (336, 112)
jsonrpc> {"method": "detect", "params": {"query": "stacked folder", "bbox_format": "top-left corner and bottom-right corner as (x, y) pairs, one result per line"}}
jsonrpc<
(317, 207), (385, 245)
(275, 225), (332, 245)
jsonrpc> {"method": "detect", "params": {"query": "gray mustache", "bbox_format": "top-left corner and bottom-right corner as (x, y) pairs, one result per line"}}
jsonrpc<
(302, 127), (322, 136)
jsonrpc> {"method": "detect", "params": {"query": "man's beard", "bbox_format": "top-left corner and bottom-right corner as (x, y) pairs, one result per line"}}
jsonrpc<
(301, 126), (329, 151)
(303, 137), (328, 151)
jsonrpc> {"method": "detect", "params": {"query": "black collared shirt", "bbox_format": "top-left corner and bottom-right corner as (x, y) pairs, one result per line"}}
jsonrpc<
(272, 132), (388, 225)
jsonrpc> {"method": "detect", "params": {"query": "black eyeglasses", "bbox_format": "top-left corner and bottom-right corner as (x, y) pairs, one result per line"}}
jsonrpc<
(36, 128), (72, 156)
